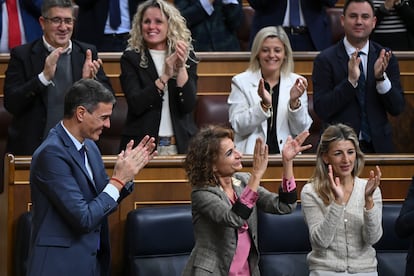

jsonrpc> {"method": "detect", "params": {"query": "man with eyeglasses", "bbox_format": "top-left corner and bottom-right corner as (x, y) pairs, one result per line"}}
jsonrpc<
(3, 0), (113, 157)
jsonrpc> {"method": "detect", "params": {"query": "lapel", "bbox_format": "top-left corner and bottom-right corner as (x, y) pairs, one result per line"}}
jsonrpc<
(56, 124), (98, 193)
(70, 41), (84, 81)
(366, 42), (380, 92)
(31, 40), (50, 105)
(142, 49), (160, 80)
(336, 40), (350, 75)
(276, 72), (293, 134)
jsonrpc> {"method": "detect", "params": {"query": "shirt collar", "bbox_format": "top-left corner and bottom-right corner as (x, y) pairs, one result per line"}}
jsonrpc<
(60, 121), (84, 151)
(343, 37), (369, 56)
(42, 36), (73, 54)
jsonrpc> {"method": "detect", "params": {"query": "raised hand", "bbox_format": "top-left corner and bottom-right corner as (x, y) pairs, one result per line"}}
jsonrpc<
(374, 49), (391, 80)
(365, 165), (381, 209)
(82, 49), (103, 79)
(252, 137), (269, 178)
(112, 135), (157, 190)
(258, 79), (272, 107)
(289, 76), (307, 109)
(43, 47), (64, 81)
(328, 164), (345, 204)
(282, 130), (311, 163)
(348, 49), (362, 85)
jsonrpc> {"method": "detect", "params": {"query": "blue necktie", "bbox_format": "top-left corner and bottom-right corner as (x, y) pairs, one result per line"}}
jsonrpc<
(79, 145), (86, 165)
(109, 0), (121, 29)
(290, 0), (300, 27)
(357, 52), (371, 142)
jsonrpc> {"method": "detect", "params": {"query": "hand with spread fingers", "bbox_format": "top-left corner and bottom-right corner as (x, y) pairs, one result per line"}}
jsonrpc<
(112, 135), (157, 189)
(365, 165), (382, 209)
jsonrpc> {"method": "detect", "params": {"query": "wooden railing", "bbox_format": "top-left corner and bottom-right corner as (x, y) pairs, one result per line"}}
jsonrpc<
(1, 153), (414, 275)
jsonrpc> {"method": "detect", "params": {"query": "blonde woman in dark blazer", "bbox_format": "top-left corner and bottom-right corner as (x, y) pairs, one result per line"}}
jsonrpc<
(182, 125), (310, 275)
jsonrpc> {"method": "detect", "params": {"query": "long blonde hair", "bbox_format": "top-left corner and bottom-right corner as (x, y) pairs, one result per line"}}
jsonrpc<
(128, 0), (194, 67)
(311, 123), (365, 205)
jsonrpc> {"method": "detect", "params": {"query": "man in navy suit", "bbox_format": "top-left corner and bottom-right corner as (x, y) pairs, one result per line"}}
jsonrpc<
(312, 0), (405, 153)
(3, 0), (112, 156)
(27, 79), (156, 276)
(248, 0), (338, 51)
(73, 0), (144, 52)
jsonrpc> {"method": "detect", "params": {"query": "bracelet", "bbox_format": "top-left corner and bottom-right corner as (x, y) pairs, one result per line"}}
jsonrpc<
(290, 99), (301, 109)
(159, 77), (167, 87)
(110, 177), (125, 187)
(260, 101), (272, 110)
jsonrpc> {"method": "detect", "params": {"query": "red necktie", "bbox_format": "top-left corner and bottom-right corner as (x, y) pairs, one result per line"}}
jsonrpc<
(6, 0), (22, 49)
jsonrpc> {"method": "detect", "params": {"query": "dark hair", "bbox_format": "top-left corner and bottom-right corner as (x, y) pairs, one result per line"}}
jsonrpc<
(184, 125), (234, 188)
(41, 0), (73, 17)
(343, 0), (375, 15)
(63, 79), (116, 118)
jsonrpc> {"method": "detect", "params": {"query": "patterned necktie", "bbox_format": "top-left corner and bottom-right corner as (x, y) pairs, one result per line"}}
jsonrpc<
(357, 52), (371, 142)
(290, 0), (301, 27)
(6, 0), (22, 49)
(109, 0), (121, 29)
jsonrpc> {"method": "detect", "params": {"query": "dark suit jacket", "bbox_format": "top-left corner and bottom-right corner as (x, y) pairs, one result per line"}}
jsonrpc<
(119, 49), (198, 153)
(27, 123), (133, 276)
(312, 39), (405, 153)
(395, 176), (414, 276)
(247, 0), (337, 51)
(73, 0), (143, 51)
(174, 0), (243, 51)
(3, 39), (112, 155)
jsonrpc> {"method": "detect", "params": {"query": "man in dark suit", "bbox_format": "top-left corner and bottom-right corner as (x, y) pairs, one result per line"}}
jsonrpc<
(174, 0), (244, 51)
(73, 0), (144, 52)
(248, 0), (338, 51)
(3, 0), (112, 156)
(312, 0), (405, 153)
(27, 78), (156, 276)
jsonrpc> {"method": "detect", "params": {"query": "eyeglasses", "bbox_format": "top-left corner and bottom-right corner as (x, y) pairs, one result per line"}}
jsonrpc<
(44, 17), (75, 26)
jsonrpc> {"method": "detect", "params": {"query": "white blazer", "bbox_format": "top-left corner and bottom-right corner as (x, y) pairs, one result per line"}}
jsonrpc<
(228, 70), (313, 154)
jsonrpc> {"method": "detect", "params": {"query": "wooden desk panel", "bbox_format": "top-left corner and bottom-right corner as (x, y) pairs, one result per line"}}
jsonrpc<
(1, 154), (414, 275)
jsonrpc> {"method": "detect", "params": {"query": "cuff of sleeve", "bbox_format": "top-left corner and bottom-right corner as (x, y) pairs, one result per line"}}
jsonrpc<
(282, 175), (297, 192)
(104, 183), (120, 202)
(38, 72), (54, 86)
(278, 187), (297, 204)
(239, 187), (259, 208)
(222, 0), (239, 4)
(232, 200), (253, 219)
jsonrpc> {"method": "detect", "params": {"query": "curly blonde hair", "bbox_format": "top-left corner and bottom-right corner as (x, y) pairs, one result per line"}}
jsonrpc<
(128, 0), (194, 68)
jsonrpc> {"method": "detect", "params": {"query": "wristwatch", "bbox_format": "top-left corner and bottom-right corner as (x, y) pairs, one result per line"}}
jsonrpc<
(395, 1), (409, 8)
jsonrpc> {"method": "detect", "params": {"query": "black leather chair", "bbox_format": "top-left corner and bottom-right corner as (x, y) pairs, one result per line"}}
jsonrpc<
(124, 205), (194, 276)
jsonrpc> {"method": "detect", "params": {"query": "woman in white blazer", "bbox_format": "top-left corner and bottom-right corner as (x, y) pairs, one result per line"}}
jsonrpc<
(228, 26), (313, 154)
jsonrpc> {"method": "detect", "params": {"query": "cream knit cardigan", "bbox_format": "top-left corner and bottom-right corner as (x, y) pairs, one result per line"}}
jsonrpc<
(301, 177), (383, 273)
